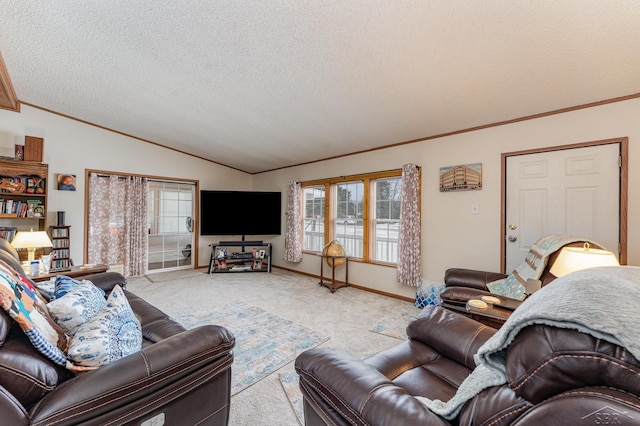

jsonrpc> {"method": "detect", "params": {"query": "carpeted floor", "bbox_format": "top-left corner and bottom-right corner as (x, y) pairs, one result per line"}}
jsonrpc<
(126, 267), (420, 426)
(145, 268), (204, 282)
(369, 303), (422, 340)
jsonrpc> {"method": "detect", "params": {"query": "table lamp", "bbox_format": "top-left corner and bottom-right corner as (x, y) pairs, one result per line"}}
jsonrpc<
(549, 242), (620, 278)
(10, 229), (53, 263)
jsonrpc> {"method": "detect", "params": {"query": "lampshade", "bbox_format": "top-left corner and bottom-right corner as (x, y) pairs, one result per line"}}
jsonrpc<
(549, 242), (620, 278)
(10, 230), (53, 263)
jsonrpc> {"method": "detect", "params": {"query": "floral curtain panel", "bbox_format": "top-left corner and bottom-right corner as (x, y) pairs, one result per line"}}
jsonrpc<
(88, 173), (148, 276)
(397, 163), (421, 286)
(284, 180), (303, 263)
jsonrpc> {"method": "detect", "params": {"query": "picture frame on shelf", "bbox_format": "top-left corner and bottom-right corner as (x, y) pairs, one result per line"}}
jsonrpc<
(14, 144), (24, 160)
(216, 259), (227, 269)
(253, 259), (262, 270)
(257, 249), (266, 259)
(33, 206), (44, 217)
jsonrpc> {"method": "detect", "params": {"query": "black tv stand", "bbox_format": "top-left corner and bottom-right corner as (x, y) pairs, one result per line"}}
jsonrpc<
(208, 240), (272, 273)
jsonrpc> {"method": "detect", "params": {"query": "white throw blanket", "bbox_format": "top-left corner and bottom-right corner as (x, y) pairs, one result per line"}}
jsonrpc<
(417, 266), (640, 419)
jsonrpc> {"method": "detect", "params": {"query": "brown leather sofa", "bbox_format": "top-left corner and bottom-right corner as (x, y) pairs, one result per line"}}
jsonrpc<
(439, 240), (598, 316)
(0, 239), (235, 425)
(296, 303), (640, 425)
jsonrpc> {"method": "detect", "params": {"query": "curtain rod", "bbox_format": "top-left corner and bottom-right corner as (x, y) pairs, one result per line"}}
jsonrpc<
(90, 173), (129, 179)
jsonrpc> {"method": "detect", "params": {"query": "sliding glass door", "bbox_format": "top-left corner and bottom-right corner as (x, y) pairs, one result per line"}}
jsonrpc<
(147, 180), (195, 271)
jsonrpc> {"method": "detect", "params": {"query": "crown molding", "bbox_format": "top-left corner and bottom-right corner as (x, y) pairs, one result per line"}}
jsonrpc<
(0, 51), (19, 112)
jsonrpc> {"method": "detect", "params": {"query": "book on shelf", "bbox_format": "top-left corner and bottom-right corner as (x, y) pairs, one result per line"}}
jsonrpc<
(51, 227), (69, 238)
(0, 226), (18, 242)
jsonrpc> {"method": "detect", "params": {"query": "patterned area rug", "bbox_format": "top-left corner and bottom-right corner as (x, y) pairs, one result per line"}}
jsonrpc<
(279, 371), (304, 425)
(176, 302), (328, 395)
(368, 303), (422, 340)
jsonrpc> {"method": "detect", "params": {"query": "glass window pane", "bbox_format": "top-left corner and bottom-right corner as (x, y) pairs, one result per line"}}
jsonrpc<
(372, 178), (402, 263)
(147, 181), (195, 271)
(303, 186), (325, 252)
(334, 182), (363, 258)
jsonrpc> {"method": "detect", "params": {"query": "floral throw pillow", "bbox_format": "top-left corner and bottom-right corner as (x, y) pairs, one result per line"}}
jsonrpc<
(67, 285), (142, 367)
(47, 281), (106, 336)
(0, 260), (69, 367)
(53, 275), (85, 299)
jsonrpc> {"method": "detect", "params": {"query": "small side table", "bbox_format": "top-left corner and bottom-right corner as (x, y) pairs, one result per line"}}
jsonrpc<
(30, 264), (110, 282)
(465, 301), (512, 329)
(318, 254), (349, 293)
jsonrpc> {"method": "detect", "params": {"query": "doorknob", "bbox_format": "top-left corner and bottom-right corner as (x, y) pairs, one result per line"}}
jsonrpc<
(508, 224), (517, 230)
(508, 235), (517, 242)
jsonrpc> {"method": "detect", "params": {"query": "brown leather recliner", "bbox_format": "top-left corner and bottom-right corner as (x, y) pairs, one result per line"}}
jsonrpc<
(295, 303), (640, 425)
(0, 240), (235, 426)
(439, 239), (601, 316)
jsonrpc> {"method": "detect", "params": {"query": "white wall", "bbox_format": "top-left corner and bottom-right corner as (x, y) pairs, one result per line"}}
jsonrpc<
(258, 97), (640, 299)
(0, 105), (252, 268)
(2, 99), (638, 299)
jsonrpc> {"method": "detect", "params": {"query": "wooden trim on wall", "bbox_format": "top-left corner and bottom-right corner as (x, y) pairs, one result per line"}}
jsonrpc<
(273, 264), (414, 303)
(257, 93), (640, 175)
(0, 51), (19, 112)
(20, 102), (246, 173)
(500, 137), (629, 272)
(13, 94), (640, 176)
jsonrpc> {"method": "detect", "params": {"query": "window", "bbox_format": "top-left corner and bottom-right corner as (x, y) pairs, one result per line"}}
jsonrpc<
(334, 181), (364, 258)
(303, 185), (325, 252)
(372, 177), (402, 263)
(302, 169), (416, 265)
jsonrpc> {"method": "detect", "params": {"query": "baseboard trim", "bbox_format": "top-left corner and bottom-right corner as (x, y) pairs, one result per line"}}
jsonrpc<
(272, 264), (414, 303)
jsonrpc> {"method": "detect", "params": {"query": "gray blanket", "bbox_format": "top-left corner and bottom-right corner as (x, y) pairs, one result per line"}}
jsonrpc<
(417, 265), (640, 419)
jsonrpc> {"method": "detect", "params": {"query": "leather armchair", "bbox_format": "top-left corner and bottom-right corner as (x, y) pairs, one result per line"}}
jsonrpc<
(0, 241), (235, 426)
(295, 305), (640, 425)
(439, 240), (598, 316)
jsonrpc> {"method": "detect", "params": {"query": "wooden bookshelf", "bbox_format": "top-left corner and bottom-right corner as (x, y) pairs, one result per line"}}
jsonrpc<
(0, 158), (48, 240)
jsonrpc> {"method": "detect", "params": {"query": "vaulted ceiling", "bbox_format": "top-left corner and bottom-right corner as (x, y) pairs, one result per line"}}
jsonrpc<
(1, 1), (640, 173)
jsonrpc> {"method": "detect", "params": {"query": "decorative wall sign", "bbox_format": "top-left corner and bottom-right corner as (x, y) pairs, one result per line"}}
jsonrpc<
(439, 163), (482, 192)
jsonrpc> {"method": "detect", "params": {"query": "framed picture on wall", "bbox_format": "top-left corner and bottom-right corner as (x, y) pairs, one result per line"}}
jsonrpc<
(57, 174), (77, 191)
(439, 163), (482, 192)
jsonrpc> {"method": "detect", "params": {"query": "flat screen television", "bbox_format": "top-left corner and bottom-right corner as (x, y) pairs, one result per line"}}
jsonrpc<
(200, 190), (282, 237)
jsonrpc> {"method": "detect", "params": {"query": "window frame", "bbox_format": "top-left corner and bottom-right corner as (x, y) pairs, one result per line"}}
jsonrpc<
(301, 169), (417, 266)
(370, 176), (403, 264)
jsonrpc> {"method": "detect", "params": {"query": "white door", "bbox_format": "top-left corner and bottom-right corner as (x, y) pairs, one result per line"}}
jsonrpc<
(505, 143), (620, 272)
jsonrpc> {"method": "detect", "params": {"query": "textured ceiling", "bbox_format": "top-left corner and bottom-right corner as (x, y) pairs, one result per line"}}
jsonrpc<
(1, 1), (640, 173)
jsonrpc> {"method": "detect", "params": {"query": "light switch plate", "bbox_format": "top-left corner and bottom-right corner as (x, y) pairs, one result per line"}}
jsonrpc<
(471, 203), (479, 215)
